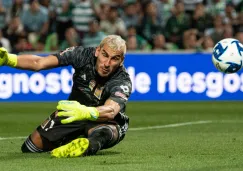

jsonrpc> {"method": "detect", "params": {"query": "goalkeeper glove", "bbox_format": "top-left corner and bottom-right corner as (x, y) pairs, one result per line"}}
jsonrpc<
(0, 47), (17, 67)
(56, 100), (99, 124)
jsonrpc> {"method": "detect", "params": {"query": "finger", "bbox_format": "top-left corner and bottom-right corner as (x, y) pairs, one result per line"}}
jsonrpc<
(0, 47), (6, 54)
(60, 116), (75, 124)
(57, 110), (74, 117)
(57, 102), (74, 111)
(56, 104), (67, 111)
(0, 50), (6, 59)
(57, 100), (78, 110)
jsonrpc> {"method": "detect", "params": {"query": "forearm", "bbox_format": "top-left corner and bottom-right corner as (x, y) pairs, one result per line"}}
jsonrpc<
(16, 55), (44, 71)
(95, 106), (117, 122)
(95, 100), (121, 121)
(16, 55), (59, 71)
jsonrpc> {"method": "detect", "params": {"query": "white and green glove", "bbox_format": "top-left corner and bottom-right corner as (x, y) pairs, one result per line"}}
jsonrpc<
(0, 47), (17, 67)
(56, 100), (99, 124)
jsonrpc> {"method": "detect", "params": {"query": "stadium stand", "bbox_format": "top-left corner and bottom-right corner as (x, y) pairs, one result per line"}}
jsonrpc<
(0, 0), (242, 53)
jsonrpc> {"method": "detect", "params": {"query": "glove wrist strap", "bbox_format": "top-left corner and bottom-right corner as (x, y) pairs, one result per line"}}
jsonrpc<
(87, 107), (99, 121)
(6, 54), (17, 67)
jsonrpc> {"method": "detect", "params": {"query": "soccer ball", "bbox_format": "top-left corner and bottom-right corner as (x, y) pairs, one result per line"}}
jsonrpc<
(212, 38), (243, 74)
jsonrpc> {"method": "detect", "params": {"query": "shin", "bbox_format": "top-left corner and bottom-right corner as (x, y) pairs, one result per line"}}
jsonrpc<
(86, 125), (118, 155)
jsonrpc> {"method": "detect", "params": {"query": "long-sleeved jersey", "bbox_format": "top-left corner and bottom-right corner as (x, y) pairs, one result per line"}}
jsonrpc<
(53, 46), (132, 134)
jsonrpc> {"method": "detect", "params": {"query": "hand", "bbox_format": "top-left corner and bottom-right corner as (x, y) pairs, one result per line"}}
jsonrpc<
(56, 100), (99, 124)
(0, 47), (17, 67)
(0, 47), (8, 66)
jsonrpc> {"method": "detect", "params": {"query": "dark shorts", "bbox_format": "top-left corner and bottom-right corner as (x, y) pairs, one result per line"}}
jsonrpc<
(36, 111), (125, 151)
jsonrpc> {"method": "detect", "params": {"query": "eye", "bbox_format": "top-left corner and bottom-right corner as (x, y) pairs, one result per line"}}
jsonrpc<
(115, 55), (121, 60)
(102, 52), (108, 57)
(112, 57), (120, 62)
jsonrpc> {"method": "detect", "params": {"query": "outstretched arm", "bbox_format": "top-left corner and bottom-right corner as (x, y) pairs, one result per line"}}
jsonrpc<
(16, 54), (59, 71)
(56, 99), (121, 124)
(0, 47), (59, 71)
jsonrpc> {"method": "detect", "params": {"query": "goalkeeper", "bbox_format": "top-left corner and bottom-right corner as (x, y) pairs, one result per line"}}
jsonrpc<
(0, 35), (132, 158)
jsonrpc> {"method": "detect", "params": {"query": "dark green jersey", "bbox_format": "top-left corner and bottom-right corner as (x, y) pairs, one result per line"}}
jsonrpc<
(54, 46), (132, 132)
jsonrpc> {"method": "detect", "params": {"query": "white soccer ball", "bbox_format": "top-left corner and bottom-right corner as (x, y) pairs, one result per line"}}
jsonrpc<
(212, 38), (243, 74)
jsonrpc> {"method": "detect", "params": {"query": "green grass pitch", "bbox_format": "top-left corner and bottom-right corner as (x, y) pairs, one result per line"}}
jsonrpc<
(0, 101), (243, 171)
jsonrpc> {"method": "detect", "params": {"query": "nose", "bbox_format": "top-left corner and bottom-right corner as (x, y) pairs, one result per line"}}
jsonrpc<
(104, 58), (111, 67)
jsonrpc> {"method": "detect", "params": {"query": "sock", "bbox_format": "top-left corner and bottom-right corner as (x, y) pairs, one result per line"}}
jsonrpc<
(21, 136), (43, 153)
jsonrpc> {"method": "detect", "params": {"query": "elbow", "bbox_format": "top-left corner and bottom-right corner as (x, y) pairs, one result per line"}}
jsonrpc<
(32, 60), (44, 72)
(17, 55), (46, 71)
(21, 59), (43, 72)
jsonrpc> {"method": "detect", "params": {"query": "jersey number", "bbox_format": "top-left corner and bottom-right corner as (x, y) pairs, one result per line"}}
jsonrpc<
(41, 117), (55, 131)
(120, 85), (129, 93)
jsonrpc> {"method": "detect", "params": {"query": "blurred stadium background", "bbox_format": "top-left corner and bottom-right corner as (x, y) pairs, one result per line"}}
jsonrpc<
(1, 0), (243, 170)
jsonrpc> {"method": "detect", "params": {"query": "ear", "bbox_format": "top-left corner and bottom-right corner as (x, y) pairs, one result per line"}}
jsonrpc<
(120, 56), (124, 66)
(95, 47), (101, 57)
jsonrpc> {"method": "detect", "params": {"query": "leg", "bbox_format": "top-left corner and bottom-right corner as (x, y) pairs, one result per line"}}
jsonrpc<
(21, 130), (55, 153)
(21, 110), (87, 153)
(51, 122), (125, 157)
(21, 131), (44, 153)
(86, 124), (120, 155)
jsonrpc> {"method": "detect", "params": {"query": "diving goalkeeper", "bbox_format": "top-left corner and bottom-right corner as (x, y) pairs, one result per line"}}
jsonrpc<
(0, 35), (132, 158)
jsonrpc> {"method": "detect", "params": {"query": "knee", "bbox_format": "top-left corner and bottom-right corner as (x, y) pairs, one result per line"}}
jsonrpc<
(88, 125), (118, 143)
(86, 125), (119, 156)
(106, 125), (119, 144)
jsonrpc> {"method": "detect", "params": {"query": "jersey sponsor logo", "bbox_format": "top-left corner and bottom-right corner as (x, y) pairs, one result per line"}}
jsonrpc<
(89, 80), (96, 91)
(60, 46), (75, 56)
(115, 91), (128, 100)
(94, 86), (104, 99)
(81, 74), (86, 80)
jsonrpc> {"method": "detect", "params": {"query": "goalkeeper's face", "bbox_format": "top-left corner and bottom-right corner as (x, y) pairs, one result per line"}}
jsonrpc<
(95, 44), (124, 77)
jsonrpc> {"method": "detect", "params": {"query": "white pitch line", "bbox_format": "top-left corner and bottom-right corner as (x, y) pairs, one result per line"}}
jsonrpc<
(0, 136), (27, 140)
(0, 120), (241, 141)
(129, 120), (213, 131)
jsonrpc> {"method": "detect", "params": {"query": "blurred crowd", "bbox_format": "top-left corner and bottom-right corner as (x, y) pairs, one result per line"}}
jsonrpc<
(0, 0), (243, 53)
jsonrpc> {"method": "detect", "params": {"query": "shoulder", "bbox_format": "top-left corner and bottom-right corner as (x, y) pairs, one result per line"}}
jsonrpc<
(117, 66), (131, 82)
(59, 46), (95, 57)
(105, 68), (132, 99)
(107, 67), (132, 90)
(53, 46), (96, 67)
(80, 47), (96, 57)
